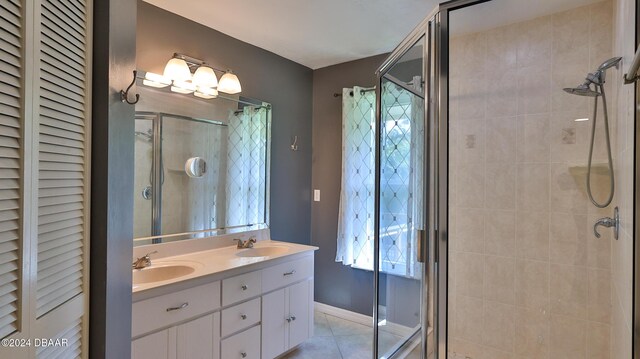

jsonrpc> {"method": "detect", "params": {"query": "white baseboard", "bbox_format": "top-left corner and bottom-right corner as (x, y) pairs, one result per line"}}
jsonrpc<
(314, 302), (414, 338)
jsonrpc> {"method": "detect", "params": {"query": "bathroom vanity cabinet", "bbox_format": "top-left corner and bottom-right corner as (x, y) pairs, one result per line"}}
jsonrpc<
(131, 252), (314, 359)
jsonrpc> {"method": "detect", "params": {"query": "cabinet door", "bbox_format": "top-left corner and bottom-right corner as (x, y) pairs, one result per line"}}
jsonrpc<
(132, 329), (176, 359)
(176, 313), (220, 359)
(261, 288), (287, 359)
(288, 280), (312, 349)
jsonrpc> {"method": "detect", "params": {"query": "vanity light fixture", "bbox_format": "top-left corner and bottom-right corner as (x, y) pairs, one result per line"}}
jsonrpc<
(218, 71), (242, 94)
(193, 66), (218, 89)
(163, 57), (192, 82)
(142, 53), (242, 100)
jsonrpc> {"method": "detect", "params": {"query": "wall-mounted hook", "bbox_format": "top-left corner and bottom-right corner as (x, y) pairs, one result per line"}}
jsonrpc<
(120, 70), (140, 105)
(290, 136), (298, 151)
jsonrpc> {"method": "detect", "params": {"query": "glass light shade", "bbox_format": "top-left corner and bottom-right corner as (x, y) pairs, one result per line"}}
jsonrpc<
(192, 66), (218, 88)
(218, 72), (242, 94)
(195, 87), (218, 99)
(142, 72), (171, 88)
(171, 80), (196, 94)
(163, 58), (192, 82)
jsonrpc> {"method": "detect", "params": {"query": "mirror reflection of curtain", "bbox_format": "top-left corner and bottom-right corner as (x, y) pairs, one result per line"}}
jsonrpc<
(336, 78), (423, 278)
(336, 87), (376, 269)
(226, 106), (268, 227)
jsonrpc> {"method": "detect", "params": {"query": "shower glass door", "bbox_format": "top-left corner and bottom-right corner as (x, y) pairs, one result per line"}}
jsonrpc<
(375, 32), (430, 359)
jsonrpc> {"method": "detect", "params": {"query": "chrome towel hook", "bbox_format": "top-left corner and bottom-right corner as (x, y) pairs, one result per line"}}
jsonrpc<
(121, 70), (140, 105)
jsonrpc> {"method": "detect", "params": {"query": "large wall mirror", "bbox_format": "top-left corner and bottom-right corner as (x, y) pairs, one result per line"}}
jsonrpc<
(133, 74), (271, 246)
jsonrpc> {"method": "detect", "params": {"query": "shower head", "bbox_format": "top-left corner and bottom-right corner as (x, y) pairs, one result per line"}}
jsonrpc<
(564, 57), (622, 97)
(563, 82), (600, 97)
(597, 56), (622, 71)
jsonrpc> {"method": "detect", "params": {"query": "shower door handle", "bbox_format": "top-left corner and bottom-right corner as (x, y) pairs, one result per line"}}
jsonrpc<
(416, 229), (426, 263)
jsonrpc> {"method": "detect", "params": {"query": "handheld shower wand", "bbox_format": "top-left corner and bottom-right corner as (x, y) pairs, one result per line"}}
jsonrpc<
(563, 56), (621, 208)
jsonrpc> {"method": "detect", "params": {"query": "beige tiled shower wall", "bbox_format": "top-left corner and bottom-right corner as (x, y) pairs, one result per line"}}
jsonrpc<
(611, 0), (635, 357)
(448, 1), (624, 358)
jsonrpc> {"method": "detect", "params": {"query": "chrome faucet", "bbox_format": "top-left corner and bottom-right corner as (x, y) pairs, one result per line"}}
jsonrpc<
(132, 251), (158, 269)
(593, 207), (619, 239)
(234, 237), (257, 249)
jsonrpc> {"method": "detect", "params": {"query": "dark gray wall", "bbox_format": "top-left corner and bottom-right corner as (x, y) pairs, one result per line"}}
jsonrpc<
(311, 54), (387, 315)
(136, 2), (313, 245)
(90, 0), (136, 357)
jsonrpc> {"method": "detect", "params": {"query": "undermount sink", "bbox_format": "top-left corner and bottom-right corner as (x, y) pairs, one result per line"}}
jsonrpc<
(235, 246), (289, 258)
(133, 264), (196, 284)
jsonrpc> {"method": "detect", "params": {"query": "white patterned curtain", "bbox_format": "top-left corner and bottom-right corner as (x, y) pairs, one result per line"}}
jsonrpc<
(336, 77), (423, 278)
(336, 87), (376, 269)
(379, 76), (424, 278)
(226, 106), (268, 227)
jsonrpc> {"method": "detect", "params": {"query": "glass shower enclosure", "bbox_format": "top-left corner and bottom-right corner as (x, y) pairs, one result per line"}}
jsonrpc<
(375, 0), (631, 358)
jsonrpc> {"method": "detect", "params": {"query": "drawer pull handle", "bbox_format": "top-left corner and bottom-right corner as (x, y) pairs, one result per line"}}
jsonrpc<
(291, 315), (296, 321)
(241, 314), (247, 320)
(241, 284), (248, 291)
(241, 352), (247, 358)
(286, 317), (292, 323)
(166, 302), (189, 312)
(283, 270), (296, 276)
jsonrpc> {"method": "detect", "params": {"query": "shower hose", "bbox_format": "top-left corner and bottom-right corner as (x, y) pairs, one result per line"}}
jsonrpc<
(586, 84), (615, 208)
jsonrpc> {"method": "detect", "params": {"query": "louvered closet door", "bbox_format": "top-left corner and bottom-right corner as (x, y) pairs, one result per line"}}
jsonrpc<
(0, 0), (23, 341)
(34, 0), (92, 357)
(0, 0), (92, 357)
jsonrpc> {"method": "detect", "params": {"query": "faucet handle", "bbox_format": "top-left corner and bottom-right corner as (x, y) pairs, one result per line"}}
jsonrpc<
(248, 236), (257, 243)
(144, 250), (158, 258)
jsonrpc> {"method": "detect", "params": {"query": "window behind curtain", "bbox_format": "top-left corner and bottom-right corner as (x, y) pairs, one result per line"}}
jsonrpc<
(336, 82), (422, 278)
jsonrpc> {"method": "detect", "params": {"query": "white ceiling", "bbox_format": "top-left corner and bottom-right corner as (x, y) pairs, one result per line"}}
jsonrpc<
(144, 0), (608, 70)
(143, 0), (438, 69)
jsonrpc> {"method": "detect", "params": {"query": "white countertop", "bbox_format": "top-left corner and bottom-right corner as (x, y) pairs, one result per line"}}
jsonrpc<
(132, 240), (318, 295)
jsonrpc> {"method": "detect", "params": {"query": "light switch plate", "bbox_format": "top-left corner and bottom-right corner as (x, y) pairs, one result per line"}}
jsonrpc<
(313, 190), (320, 202)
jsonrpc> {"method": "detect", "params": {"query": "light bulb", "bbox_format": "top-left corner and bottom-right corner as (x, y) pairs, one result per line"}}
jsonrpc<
(163, 57), (192, 82)
(195, 86), (218, 99)
(193, 66), (218, 88)
(142, 72), (171, 88)
(171, 80), (196, 94)
(218, 71), (242, 94)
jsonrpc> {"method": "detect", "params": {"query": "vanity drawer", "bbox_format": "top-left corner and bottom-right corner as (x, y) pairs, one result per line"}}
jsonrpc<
(262, 256), (313, 293)
(221, 297), (261, 337)
(221, 325), (261, 359)
(222, 270), (261, 306)
(132, 281), (221, 338)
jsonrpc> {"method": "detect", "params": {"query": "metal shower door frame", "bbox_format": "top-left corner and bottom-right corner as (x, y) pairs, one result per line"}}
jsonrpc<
(375, 1), (494, 358)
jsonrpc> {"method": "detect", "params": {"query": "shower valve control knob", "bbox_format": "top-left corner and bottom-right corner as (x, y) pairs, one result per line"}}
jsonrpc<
(593, 207), (619, 240)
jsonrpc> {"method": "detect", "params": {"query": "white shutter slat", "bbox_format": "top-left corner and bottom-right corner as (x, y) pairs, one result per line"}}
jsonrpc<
(0, 114), (20, 129)
(38, 202), (83, 216)
(38, 193), (83, 208)
(38, 226), (82, 245)
(38, 217), (83, 236)
(38, 233), (82, 253)
(39, 143), (84, 157)
(0, 0), (21, 340)
(0, 146), (20, 159)
(37, 319), (82, 358)
(38, 210), (83, 226)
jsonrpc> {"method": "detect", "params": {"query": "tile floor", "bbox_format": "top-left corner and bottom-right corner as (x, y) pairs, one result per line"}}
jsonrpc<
(282, 311), (421, 359)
